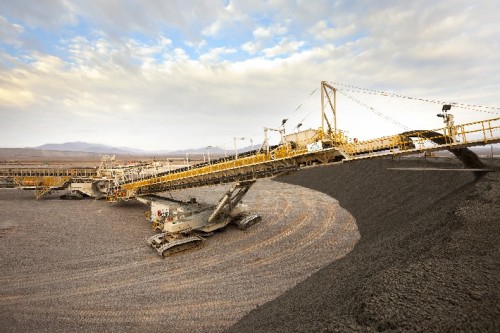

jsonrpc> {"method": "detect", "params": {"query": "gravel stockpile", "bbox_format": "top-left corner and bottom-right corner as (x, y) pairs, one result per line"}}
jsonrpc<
(0, 179), (358, 332)
(228, 158), (500, 332)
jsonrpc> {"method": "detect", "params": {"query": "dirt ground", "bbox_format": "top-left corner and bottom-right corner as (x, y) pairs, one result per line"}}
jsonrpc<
(0, 179), (358, 332)
(228, 157), (500, 332)
(1, 157), (498, 332)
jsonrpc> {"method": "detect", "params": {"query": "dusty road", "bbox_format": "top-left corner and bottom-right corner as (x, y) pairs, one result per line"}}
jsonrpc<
(0, 179), (359, 332)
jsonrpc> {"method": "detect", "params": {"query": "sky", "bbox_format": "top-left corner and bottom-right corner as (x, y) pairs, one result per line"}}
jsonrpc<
(0, 0), (499, 151)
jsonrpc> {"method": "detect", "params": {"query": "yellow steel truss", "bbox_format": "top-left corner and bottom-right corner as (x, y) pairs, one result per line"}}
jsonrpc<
(13, 176), (72, 199)
(111, 117), (499, 201)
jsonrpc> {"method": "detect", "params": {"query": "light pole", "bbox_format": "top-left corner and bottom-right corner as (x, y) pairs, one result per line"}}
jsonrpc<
(437, 104), (456, 142)
(234, 137), (246, 159)
(206, 145), (213, 164)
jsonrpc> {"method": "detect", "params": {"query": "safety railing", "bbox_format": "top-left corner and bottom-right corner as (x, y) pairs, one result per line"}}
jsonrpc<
(13, 176), (72, 187)
(0, 168), (97, 178)
(119, 145), (312, 193)
(117, 117), (500, 197)
(9, 118), (496, 199)
(121, 152), (269, 191)
(339, 117), (500, 158)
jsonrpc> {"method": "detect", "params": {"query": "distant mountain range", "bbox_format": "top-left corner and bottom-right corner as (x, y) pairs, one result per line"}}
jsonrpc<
(32, 141), (249, 156)
(35, 142), (142, 155)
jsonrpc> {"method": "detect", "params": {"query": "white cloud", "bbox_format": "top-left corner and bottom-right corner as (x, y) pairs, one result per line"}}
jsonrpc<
(125, 38), (170, 58)
(0, 15), (25, 47)
(202, 20), (223, 37)
(308, 20), (358, 41)
(262, 39), (305, 58)
(32, 53), (65, 73)
(0, 86), (34, 107)
(253, 23), (288, 39)
(241, 41), (261, 54)
(185, 39), (207, 50)
(0, 1), (499, 150)
(172, 48), (190, 61)
(199, 47), (237, 63)
(199, 2), (258, 48)
(0, 0), (77, 29)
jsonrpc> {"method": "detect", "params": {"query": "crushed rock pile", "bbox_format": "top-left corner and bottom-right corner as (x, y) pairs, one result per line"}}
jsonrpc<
(228, 158), (500, 332)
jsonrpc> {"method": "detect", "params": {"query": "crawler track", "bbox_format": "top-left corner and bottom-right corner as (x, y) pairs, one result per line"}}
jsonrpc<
(0, 179), (359, 332)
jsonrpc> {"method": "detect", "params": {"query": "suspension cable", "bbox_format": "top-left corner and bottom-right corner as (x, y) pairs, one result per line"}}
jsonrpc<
(336, 89), (412, 131)
(282, 87), (318, 130)
(329, 81), (500, 115)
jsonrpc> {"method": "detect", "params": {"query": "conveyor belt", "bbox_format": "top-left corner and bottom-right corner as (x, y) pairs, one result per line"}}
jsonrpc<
(109, 117), (500, 201)
(2, 117), (498, 200)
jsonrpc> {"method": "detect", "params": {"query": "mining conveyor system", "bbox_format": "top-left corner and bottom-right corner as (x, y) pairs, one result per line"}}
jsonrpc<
(1, 81), (499, 256)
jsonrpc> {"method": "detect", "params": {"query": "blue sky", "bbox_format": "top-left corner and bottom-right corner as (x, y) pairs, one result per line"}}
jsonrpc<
(1, 0), (499, 151)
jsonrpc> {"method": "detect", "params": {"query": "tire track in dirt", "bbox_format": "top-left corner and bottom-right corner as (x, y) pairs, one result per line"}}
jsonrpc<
(0, 179), (359, 332)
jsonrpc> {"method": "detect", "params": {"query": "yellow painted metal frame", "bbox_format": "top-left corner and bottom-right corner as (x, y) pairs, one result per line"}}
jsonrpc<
(339, 117), (500, 158)
(114, 117), (500, 201)
(120, 148), (305, 192)
(13, 176), (72, 199)
(2, 168), (96, 178)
